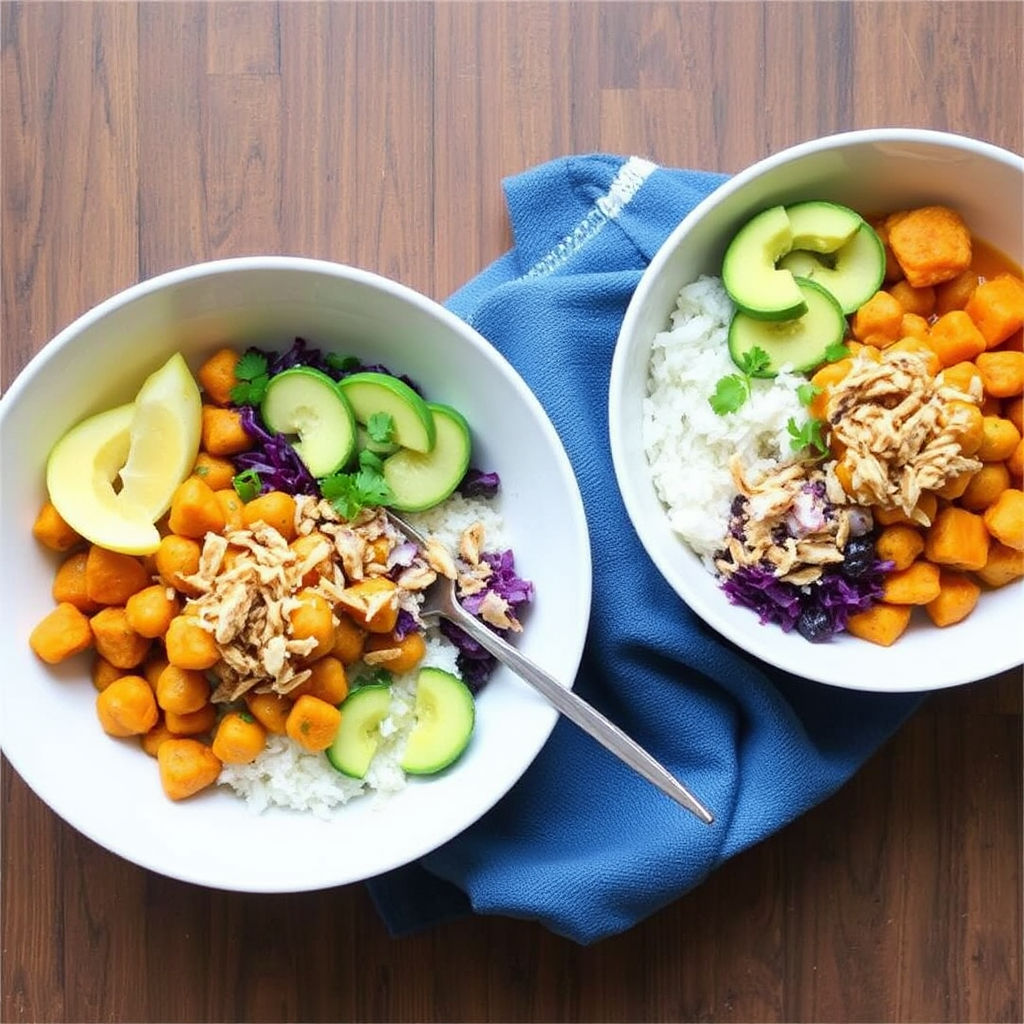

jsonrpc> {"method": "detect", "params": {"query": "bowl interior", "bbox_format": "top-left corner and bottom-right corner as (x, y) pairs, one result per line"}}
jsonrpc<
(0, 258), (592, 890)
(610, 130), (1024, 692)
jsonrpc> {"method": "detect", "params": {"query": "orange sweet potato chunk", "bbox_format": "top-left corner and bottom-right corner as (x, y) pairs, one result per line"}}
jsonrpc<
(964, 273), (1024, 349)
(925, 571), (981, 627)
(846, 602), (913, 647)
(924, 506), (990, 571)
(887, 206), (972, 288)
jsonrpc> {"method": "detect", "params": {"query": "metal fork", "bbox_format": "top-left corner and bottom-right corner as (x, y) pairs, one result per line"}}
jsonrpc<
(387, 510), (714, 824)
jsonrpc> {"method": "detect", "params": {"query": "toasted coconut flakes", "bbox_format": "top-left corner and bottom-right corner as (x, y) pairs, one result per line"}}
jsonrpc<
(479, 590), (521, 632)
(459, 522), (486, 566)
(364, 646), (402, 666)
(424, 539), (457, 579)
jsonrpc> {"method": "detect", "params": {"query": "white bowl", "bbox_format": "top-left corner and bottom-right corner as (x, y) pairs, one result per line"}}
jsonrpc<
(609, 129), (1024, 692)
(0, 257), (592, 891)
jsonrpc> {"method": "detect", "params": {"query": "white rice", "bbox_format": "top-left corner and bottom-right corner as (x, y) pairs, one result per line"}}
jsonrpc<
(217, 495), (502, 817)
(643, 275), (809, 564)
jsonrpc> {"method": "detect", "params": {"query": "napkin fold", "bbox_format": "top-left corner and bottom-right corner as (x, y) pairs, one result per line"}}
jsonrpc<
(367, 154), (920, 944)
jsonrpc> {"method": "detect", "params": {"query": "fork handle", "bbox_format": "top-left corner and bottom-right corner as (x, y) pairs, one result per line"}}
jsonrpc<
(446, 607), (714, 824)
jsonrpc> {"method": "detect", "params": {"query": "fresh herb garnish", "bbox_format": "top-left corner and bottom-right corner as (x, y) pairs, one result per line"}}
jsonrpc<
(709, 346), (771, 415)
(232, 468), (263, 502)
(326, 353), (361, 374)
(319, 450), (393, 520)
(229, 350), (270, 406)
(787, 416), (829, 459)
(824, 340), (851, 363)
(351, 667), (393, 689)
(366, 411), (395, 445)
(796, 381), (821, 407)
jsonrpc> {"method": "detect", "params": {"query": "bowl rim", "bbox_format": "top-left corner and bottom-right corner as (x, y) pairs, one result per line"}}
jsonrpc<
(1, 256), (595, 889)
(609, 128), (1024, 692)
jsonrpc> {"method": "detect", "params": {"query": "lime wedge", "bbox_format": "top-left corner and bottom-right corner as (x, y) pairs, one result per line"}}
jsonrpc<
(117, 353), (203, 520)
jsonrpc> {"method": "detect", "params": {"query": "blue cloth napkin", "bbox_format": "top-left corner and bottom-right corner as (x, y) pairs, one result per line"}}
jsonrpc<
(367, 154), (921, 944)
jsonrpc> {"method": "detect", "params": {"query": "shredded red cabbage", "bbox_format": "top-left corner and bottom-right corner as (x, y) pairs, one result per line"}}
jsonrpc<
(459, 469), (501, 499)
(234, 406), (318, 495)
(721, 559), (889, 643)
(439, 549), (535, 691)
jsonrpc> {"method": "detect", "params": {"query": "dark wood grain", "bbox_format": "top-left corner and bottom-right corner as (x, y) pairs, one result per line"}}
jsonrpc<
(1, 2), (1021, 1021)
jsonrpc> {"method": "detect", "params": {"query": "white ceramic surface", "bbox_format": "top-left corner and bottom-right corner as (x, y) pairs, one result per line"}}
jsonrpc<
(0, 257), (593, 891)
(609, 129), (1024, 692)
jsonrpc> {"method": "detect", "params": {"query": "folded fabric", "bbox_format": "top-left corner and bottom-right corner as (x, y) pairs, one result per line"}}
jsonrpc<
(367, 154), (921, 944)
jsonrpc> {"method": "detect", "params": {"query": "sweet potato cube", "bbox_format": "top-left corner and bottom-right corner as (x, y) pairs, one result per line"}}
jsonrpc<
(934, 269), (979, 315)
(85, 545), (152, 606)
(982, 488), (1024, 550)
(845, 602), (913, 647)
(881, 560), (942, 605)
(888, 280), (936, 318)
(975, 542), (1024, 587)
(925, 571), (981, 627)
(32, 501), (83, 552)
(1008, 438), (1024, 483)
(960, 462), (1011, 511)
(977, 416), (1021, 463)
(30, 602), (94, 664)
(975, 350), (1024, 399)
(964, 273), (1024, 349)
(938, 361), (984, 400)
(851, 291), (904, 343)
(874, 524), (925, 571)
(168, 477), (226, 539)
(887, 205), (972, 288)
(925, 506), (990, 571)
(927, 310), (987, 368)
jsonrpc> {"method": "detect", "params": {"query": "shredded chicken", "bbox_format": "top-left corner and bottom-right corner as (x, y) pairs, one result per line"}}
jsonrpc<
(716, 456), (868, 586)
(826, 350), (981, 524)
(176, 493), (517, 699)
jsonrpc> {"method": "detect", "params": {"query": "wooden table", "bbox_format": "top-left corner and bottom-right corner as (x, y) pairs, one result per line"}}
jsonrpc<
(2, 3), (1021, 1021)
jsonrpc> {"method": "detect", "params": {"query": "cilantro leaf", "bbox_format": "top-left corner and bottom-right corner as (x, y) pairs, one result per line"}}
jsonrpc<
(232, 468), (263, 502)
(366, 411), (395, 445)
(326, 353), (361, 373)
(229, 350), (270, 406)
(235, 350), (268, 381)
(824, 340), (851, 363)
(796, 382), (821, 407)
(738, 346), (771, 377)
(709, 374), (750, 415)
(787, 416), (829, 459)
(709, 345), (774, 416)
(319, 461), (393, 520)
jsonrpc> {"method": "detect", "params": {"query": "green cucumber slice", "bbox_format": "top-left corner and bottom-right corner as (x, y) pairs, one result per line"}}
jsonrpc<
(777, 222), (886, 314)
(727, 277), (846, 377)
(338, 372), (436, 454)
(326, 683), (393, 779)
(260, 367), (356, 476)
(382, 403), (472, 512)
(399, 668), (475, 775)
(785, 200), (863, 254)
(722, 205), (806, 321)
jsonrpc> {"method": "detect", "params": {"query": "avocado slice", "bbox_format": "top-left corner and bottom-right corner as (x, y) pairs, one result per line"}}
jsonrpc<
(326, 683), (393, 779)
(722, 205), (806, 321)
(338, 372), (436, 454)
(778, 222), (886, 314)
(382, 403), (472, 512)
(727, 277), (847, 377)
(399, 668), (475, 775)
(260, 366), (357, 476)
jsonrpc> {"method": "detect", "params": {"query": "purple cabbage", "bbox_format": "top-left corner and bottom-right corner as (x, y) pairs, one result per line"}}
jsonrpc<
(721, 558), (890, 643)
(234, 405), (318, 495)
(459, 469), (501, 499)
(439, 548), (535, 692)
